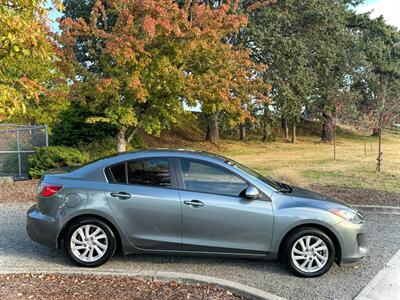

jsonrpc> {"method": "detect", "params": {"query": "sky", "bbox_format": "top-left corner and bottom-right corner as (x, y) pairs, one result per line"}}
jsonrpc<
(48, 0), (399, 31)
(355, 0), (400, 28)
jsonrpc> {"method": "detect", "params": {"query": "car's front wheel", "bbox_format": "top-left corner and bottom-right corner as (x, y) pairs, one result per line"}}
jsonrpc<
(283, 227), (335, 277)
(65, 218), (116, 267)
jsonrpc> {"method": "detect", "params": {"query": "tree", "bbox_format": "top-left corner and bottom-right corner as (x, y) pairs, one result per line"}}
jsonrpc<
(305, 1), (362, 143)
(60, 0), (267, 150)
(167, 0), (269, 145)
(246, 0), (315, 143)
(352, 16), (400, 171)
(0, 0), (60, 120)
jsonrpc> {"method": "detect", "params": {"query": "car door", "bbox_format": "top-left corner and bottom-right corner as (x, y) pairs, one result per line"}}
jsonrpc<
(176, 158), (274, 254)
(104, 157), (182, 250)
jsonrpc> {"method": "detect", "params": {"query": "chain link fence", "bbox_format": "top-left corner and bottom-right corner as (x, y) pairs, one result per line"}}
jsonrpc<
(0, 124), (48, 179)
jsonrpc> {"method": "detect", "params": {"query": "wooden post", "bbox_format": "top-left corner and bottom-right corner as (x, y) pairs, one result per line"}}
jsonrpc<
(364, 134), (367, 156)
(333, 118), (337, 160)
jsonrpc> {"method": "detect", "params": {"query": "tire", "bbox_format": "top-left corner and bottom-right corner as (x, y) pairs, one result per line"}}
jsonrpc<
(283, 227), (335, 277)
(65, 218), (116, 267)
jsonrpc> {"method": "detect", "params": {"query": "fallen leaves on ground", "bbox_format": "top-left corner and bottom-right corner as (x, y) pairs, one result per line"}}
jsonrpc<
(0, 180), (38, 204)
(0, 274), (246, 300)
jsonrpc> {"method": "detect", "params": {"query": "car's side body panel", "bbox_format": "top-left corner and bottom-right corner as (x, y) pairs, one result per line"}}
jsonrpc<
(179, 190), (274, 253)
(104, 183), (182, 250)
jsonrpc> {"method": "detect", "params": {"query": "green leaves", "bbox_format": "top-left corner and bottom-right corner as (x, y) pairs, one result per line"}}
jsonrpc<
(0, 0), (63, 120)
(28, 146), (89, 178)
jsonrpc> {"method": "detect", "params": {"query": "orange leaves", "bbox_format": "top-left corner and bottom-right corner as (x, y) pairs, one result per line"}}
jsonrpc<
(56, 0), (268, 134)
(142, 16), (156, 38)
(189, 1), (245, 39)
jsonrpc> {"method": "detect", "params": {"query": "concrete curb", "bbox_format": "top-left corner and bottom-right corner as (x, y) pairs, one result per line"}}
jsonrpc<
(355, 248), (400, 300)
(153, 271), (285, 300)
(352, 205), (400, 215)
(0, 268), (285, 300)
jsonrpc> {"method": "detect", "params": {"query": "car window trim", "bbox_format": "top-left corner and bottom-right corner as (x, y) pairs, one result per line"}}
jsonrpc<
(104, 157), (178, 189)
(172, 157), (270, 201)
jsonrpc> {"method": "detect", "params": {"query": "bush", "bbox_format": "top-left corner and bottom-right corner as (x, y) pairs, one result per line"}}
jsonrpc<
(51, 102), (117, 147)
(28, 146), (89, 179)
(76, 137), (117, 160)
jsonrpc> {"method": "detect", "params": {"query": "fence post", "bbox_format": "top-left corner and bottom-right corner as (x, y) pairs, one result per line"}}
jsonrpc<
(45, 125), (49, 146)
(16, 130), (22, 178)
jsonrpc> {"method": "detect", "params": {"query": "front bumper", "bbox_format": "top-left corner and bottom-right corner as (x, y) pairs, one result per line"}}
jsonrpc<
(26, 205), (59, 249)
(335, 219), (368, 264)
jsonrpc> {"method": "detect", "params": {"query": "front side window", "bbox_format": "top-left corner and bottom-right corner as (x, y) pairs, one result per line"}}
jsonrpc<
(106, 158), (171, 187)
(179, 159), (248, 197)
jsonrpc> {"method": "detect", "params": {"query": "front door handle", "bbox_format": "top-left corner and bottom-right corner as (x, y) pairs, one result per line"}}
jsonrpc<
(184, 200), (204, 207)
(110, 192), (131, 200)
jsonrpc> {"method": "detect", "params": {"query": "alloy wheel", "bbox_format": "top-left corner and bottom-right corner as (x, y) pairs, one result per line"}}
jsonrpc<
(291, 235), (329, 273)
(70, 224), (109, 262)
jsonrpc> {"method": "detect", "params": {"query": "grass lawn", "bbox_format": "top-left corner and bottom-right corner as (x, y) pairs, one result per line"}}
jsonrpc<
(135, 119), (400, 193)
(217, 131), (400, 193)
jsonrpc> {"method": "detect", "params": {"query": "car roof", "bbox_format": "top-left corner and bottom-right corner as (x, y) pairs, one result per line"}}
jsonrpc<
(66, 148), (230, 181)
(102, 148), (229, 162)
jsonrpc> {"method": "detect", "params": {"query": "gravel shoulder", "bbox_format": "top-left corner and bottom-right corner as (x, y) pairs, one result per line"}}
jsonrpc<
(0, 273), (245, 300)
(1, 203), (399, 300)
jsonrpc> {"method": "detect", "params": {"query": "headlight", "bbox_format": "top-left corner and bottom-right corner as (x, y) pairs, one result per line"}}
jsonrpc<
(330, 207), (364, 224)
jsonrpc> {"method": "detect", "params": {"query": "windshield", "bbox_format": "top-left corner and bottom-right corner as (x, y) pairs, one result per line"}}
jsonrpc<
(226, 160), (281, 190)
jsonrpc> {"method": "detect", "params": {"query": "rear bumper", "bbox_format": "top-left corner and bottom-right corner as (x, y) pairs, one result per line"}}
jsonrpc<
(336, 219), (368, 264)
(26, 205), (59, 249)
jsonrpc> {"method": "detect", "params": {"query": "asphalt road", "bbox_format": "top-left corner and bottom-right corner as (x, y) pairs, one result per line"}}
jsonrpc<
(1, 203), (399, 300)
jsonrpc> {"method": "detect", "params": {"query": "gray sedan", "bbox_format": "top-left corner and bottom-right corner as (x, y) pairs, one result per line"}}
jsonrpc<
(26, 149), (367, 277)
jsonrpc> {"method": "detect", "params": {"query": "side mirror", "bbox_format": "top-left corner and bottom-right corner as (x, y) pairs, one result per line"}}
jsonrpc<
(245, 185), (260, 200)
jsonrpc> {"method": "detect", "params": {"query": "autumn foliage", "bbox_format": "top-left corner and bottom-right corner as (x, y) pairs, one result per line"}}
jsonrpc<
(58, 0), (269, 150)
(0, 0), (61, 119)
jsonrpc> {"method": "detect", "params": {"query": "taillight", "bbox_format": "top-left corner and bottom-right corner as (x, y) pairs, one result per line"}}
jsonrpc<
(38, 184), (63, 197)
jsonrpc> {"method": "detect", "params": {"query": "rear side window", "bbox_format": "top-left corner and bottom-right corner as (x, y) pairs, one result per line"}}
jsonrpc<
(106, 158), (171, 188)
(108, 164), (126, 183)
(127, 158), (170, 187)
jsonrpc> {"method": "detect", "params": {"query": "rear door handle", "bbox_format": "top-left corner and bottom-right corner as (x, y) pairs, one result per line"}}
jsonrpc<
(184, 200), (204, 207)
(110, 192), (131, 200)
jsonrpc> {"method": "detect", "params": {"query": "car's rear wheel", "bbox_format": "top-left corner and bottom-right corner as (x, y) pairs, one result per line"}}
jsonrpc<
(65, 218), (116, 267)
(283, 227), (335, 277)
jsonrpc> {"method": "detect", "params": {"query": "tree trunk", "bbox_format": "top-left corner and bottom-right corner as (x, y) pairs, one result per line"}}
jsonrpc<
(206, 113), (219, 145)
(239, 123), (246, 141)
(262, 121), (269, 143)
(116, 127), (127, 153)
(321, 110), (334, 142)
(283, 118), (289, 141)
(291, 124), (296, 143)
(206, 123), (210, 141)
